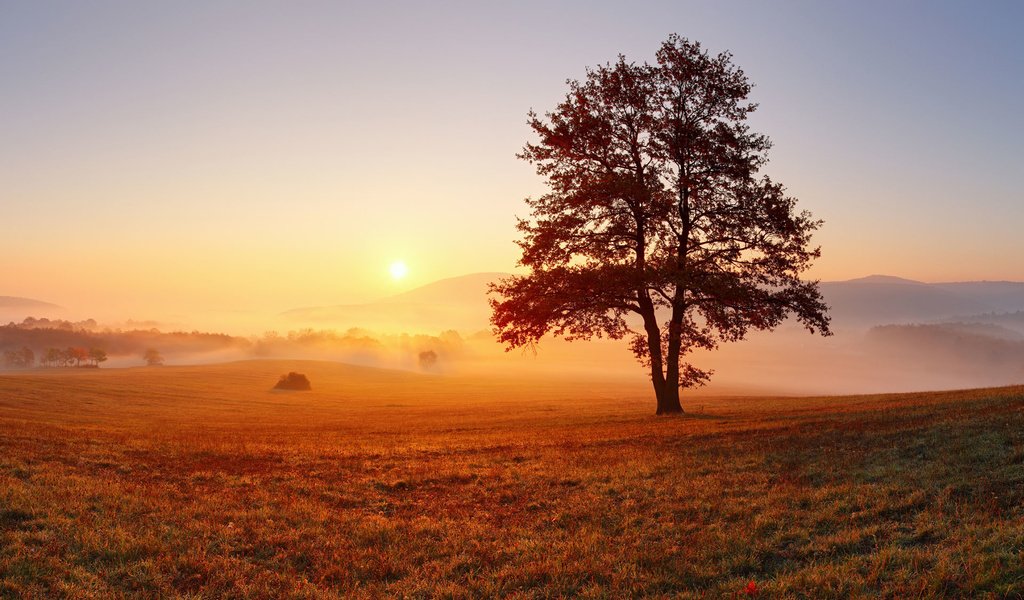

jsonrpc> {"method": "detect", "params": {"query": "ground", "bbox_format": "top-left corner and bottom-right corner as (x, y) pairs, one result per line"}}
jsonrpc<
(1, 360), (1023, 598)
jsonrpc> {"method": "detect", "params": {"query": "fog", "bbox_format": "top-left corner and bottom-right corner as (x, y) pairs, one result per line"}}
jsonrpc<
(5, 274), (1024, 397)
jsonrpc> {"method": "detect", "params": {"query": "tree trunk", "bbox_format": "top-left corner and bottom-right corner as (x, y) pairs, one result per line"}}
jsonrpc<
(639, 311), (685, 415)
(658, 314), (685, 415)
(654, 379), (684, 415)
(652, 312), (685, 415)
(638, 293), (681, 415)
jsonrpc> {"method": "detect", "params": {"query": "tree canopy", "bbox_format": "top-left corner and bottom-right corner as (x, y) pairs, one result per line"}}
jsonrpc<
(143, 348), (164, 366)
(491, 35), (830, 414)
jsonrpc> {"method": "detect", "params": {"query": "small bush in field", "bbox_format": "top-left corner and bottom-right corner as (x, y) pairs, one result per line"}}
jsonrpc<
(273, 372), (311, 391)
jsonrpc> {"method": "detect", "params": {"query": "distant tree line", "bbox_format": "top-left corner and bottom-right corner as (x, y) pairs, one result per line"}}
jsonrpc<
(0, 318), (245, 362)
(39, 347), (108, 368)
(2, 317), (464, 370)
(40, 344), (108, 366)
(0, 345), (169, 370)
(2, 346), (108, 369)
(2, 347), (34, 368)
(10, 317), (99, 331)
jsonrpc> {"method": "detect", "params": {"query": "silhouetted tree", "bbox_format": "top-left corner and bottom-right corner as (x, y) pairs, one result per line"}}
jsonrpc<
(2, 348), (32, 369)
(88, 348), (107, 367)
(418, 350), (438, 369)
(491, 35), (830, 414)
(143, 348), (164, 366)
(67, 346), (89, 368)
(42, 347), (62, 368)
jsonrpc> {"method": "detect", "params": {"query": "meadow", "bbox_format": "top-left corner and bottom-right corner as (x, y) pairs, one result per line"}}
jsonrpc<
(1, 360), (1023, 598)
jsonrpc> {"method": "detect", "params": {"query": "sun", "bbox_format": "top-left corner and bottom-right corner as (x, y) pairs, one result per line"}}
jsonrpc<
(389, 260), (408, 280)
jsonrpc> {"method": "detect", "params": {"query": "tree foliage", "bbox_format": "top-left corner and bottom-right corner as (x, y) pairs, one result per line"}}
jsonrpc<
(88, 347), (108, 366)
(418, 350), (439, 370)
(491, 35), (830, 414)
(143, 348), (164, 366)
(2, 347), (34, 369)
(32, 346), (107, 368)
(274, 372), (311, 391)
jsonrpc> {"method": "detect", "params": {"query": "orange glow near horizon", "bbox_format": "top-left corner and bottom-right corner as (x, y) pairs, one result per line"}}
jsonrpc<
(3, 3), (1022, 333)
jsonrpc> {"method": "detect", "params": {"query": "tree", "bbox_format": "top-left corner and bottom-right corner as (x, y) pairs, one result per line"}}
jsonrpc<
(67, 346), (89, 368)
(2, 350), (21, 369)
(88, 348), (107, 367)
(2, 347), (33, 369)
(42, 347), (62, 368)
(418, 350), (438, 370)
(19, 347), (34, 368)
(490, 35), (830, 414)
(143, 348), (164, 366)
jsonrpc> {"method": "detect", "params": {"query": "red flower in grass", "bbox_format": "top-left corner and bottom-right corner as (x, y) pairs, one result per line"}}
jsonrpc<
(744, 580), (758, 596)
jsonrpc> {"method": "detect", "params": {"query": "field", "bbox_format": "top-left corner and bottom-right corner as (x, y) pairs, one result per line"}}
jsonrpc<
(1, 361), (1023, 598)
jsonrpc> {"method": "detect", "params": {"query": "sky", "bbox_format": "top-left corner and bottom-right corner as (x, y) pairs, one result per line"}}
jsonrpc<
(2, 1), (1022, 325)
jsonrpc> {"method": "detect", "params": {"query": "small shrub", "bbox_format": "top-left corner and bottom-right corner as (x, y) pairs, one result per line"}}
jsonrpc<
(274, 372), (311, 391)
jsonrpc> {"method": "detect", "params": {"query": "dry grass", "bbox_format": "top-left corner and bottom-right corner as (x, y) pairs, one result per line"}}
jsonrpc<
(1, 360), (1023, 598)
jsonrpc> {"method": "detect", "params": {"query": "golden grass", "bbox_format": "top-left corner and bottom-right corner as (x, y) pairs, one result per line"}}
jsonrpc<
(1, 360), (1023, 598)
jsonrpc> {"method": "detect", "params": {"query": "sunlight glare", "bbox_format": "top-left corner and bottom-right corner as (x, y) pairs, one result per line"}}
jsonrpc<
(389, 260), (408, 280)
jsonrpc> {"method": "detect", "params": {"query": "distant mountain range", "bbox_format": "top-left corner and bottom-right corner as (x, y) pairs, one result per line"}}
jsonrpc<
(282, 272), (1024, 332)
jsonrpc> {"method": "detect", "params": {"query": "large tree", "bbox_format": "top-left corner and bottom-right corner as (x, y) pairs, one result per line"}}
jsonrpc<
(490, 35), (831, 414)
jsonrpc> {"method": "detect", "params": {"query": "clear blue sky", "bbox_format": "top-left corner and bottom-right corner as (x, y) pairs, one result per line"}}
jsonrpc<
(1, 1), (1022, 321)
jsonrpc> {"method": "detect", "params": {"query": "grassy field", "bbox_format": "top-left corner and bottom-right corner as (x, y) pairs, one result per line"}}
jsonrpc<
(1, 360), (1023, 598)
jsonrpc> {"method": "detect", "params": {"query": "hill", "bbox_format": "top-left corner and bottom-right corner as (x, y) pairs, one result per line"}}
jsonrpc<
(282, 273), (1024, 333)
(0, 296), (60, 309)
(0, 362), (1021, 597)
(933, 281), (1024, 314)
(281, 272), (508, 332)
(0, 296), (62, 323)
(866, 322), (1024, 379)
(384, 272), (508, 305)
(820, 277), (991, 326)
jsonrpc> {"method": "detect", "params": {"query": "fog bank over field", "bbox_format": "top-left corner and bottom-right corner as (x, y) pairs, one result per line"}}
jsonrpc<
(5, 273), (1024, 395)
(275, 273), (1024, 394)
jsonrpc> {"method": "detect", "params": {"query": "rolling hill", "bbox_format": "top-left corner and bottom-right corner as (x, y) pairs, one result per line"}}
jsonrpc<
(281, 272), (507, 332)
(0, 296), (60, 310)
(0, 295), (63, 323)
(282, 273), (1024, 333)
(818, 275), (991, 326)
